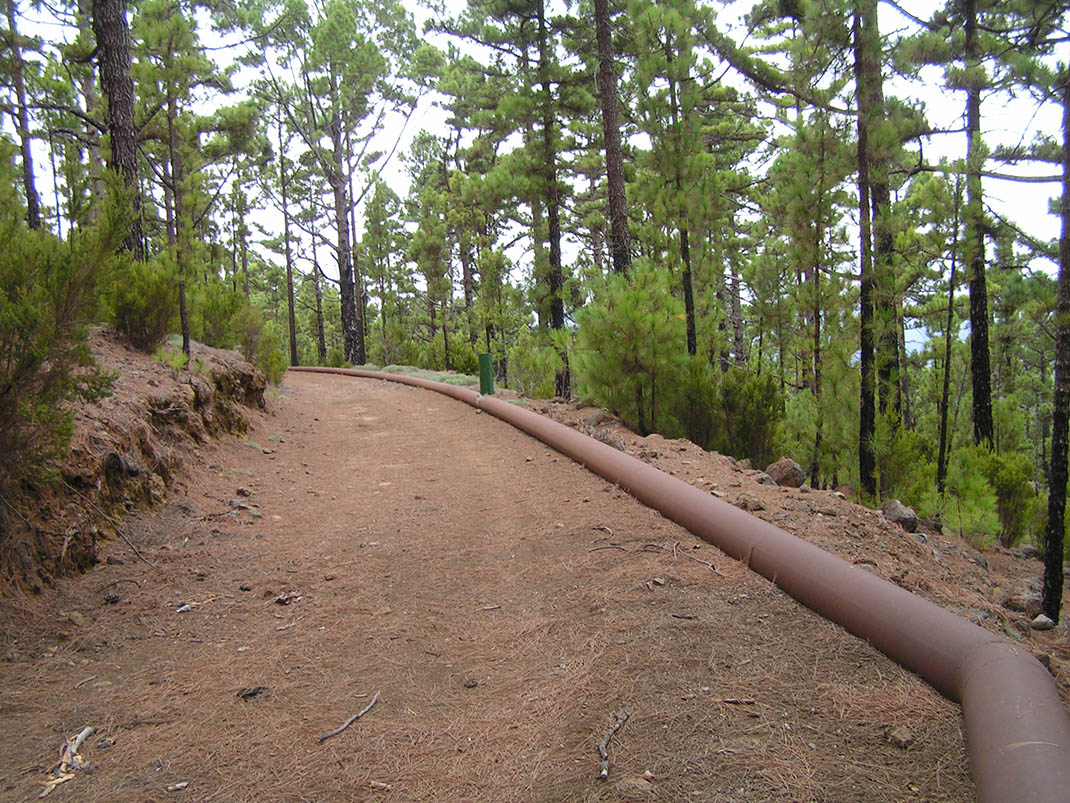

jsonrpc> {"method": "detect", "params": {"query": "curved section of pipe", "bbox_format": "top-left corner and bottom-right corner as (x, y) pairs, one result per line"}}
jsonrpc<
(290, 366), (1070, 802)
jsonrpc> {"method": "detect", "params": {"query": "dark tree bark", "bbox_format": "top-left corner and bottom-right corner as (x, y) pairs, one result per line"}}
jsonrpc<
(278, 120), (298, 367)
(853, 7), (877, 498)
(964, 0), (994, 448)
(91, 0), (143, 258)
(166, 91), (191, 357)
(6, 0), (41, 229)
(537, 0), (568, 398)
(937, 181), (961, 494)
(327, 85), (363, 365)
(594, 0), (629, 274)
(1042, 71), (1070, 624)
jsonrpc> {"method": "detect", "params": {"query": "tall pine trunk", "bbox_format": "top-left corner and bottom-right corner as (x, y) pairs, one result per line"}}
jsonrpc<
(7, 0), (41, 229)
(594, 0), (629, 275)
(278, 120), (298, 366)
(328, 89), (363, 365)
(964, 0), (994, 448)
(853, 6), (877, 498)
(537, 0), (568, 398)
(937, 180), (961, 493)
(92, 0), (143, 258)
(1042, 70), (1070, 624)
(166, 92), (191, 357)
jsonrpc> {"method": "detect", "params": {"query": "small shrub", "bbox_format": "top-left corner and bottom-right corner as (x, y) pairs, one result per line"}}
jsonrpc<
(230, 305), (286, 384)
(574, 263), (686, 435)
(507, 328), (560, 399)
(107, 259), (177, 351)
(153, 345), (189, 374)
(983, 452), (1039, 548)
(672, 356), (717, 450)
(326, 346), (347, 368)
(713, 367), (784, 469)
(941, 446), (1000, 547)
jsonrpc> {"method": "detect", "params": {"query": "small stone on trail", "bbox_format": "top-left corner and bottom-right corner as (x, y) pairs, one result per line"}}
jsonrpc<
(652, 577), (665, 586)
(734, 493), (765, 512)
(106, 556), (124, 565)
(176, 603), (192, 613)
(1031, 614), (1056, 631)
(525, 456), (533, 462)
(887, 725), (915, 749)
(68, 611), (86, 627)
(239, 584), (252, 592)
(324, 574), (336, 581)
(463, 678), (479, 689)
(236, 487), (251, 497)
(799, 484), (811, 493)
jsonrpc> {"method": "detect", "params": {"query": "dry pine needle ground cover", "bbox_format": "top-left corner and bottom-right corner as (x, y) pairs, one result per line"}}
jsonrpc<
(1, 359), (1066, 801)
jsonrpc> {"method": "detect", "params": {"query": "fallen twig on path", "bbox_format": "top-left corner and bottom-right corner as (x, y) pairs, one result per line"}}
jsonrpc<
(588, 545), (626, 552)
(596, 710), (630, 780)
(318, 690), (380, 743)
(673, 541), (726, 576)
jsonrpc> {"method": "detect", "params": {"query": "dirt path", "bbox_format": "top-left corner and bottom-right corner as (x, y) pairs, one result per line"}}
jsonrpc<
(0, 373), (971, 801)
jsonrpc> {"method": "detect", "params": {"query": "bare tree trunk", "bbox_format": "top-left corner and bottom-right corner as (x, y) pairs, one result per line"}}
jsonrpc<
(964, 0), (994, 448)
(937, 180), (961, 493)
(6, 0), (40, 229)
(1042, 70), (1070, 624)
(279, 120), (298, 366)
(166, 92), (191, 357)
(853, 3), (877, 499)
(537, 0), (568, 398)
(594, 0), (629, 274)
(92, 0), (143, 258)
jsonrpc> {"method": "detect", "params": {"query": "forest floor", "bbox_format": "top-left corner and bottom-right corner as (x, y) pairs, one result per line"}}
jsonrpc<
(1, 354), (1067, 801)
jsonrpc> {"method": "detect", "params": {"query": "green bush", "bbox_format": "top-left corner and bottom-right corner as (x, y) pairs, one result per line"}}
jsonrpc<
(230, 304), (286, 384)
(940, 446), (1000, 547)
(192, 279), (242, 348)
(507, 328), (561, 399)
(574, 263), (686, 435)
(0, 153), (122, 493)
(712, 367), (784, 469)
(983, 452), (1039, 548)
(878, 426), (936, 510)
(107, 259), (177, 351)
(326, 346), (347, 368)
(673, 355), (717, 449)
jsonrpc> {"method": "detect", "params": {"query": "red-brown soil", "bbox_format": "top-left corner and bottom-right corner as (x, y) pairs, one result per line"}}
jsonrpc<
(1, 362), (1067, 801)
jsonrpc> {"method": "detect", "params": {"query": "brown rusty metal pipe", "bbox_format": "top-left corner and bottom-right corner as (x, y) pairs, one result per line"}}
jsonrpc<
(290, 366), (1070, 801)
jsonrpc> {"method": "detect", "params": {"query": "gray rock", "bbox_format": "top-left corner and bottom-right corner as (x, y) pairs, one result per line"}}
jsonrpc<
(881, 499), (918, 533)
(799, 484), (811, 494)
(1031, 614), (1056, 631)
(887, 725), (915, 749)
(1014, 545), (1041, 560)
(754, 472), (777, 486)
(765, 457), (807, 488)
(734, 493), (765, 512)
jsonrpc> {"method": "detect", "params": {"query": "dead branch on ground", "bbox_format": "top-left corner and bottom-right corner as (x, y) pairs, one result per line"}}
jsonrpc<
(318, 690), (380, 743)
(597, 710), (630, 780)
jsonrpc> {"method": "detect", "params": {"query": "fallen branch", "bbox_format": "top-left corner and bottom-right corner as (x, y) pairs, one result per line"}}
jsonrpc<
(40, 726), (95, 797)
(74, 676), (97, 690)
(596, 710), (630, 780)
(57, 477), (154, 566)
(593, 525), (613, 537)
(588, 545), (626, 552)
(318, 690), (380, 743)
(674, 542), (726, 576)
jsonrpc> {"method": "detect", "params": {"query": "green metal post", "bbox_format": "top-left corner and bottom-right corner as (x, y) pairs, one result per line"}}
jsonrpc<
(478, 353), (494, 395)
